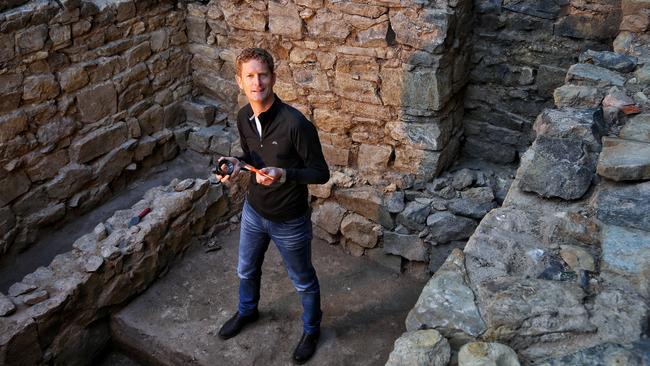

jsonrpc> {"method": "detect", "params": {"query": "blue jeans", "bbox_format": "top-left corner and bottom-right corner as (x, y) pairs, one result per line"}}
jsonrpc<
(237, 200), (322, 335)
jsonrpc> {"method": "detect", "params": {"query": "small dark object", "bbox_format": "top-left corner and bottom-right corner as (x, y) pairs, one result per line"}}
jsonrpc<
(129, 207), (151, 226)
(217, 159), (234, 176)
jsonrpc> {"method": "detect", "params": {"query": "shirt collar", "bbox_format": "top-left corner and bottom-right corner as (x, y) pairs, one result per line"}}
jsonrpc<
(249, 94), (280, 124)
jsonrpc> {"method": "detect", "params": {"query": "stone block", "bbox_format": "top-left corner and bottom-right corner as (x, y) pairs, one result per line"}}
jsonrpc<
(601, 224), (650, 298)
(77, 82), (117, 123)
(386, 120), (453, 151)
(394, 145), (442, 181)
(0, 110), (27, 143)
(579, 50), (638, 73)
(58, 65), (89, 93)
(597, 137), (650, 181)
(553, 85), (603, 109)
(269, 1), (303, 39)
(116, 0), (136, 22)
(0, 206), (16, 236)
(357, 144), (392, 174)
(533, 108), (605, 152)
(340, 213), (378, 248)
(386, 330), (450, 366)
(22, 74), (60, 102)
(396, 201), (430, 232)
(311, 201), (346, 235)
(124, 42), (152, 68)
(93, 142), (135, 182)
(426, 212), (477, 243)
(70, 122), (128, 163)
(0, 33), (15, 63)
(134, 135), (157, 161)
(518, 137), (596, 200)
(138, 104), (164, 135)
(186, 16), (208, 43)
(0, 73), (22, 113)
(16, 24), (48, 54)
(357, 22), (388, 47)
(150, 28), (170, 52)
(306, 9), (350, 40)
(458, 342), (520, 366)
(183, 100), (215, 125)
(447, 187), (497, 219)
(49, 24), (71, 48)
(0, 171), (30, 207)
(620, 114), (650, 143)
(26, 149), (69, 182)
(46, 163), (92, 199)
(566, 63), (626, 87)
(36, 117), (77, 146)
(390, 8), (448, 53)
(334, 72), (380, 104)
(383, 231), (427, 262)
(335, 186), (394, 228)
(0, 292), (16, 316)
(163, 102), (185, 129)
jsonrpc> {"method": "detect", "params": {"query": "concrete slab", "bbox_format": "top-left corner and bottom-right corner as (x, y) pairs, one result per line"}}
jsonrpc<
(111, 228), (426, 366)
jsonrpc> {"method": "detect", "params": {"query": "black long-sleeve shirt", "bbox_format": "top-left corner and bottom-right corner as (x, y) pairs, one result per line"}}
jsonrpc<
(236, 96), (330, 222)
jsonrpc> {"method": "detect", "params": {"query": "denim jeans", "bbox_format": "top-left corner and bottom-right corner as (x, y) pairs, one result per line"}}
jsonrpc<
(237, 200), (322, 335)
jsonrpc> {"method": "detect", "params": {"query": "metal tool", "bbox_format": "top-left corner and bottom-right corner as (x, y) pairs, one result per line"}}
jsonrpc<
(215, 159), (275, 181)
(128, 208), (151, 226)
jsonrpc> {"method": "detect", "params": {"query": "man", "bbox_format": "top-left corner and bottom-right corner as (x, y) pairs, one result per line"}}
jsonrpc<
(216, 48), (329, 364)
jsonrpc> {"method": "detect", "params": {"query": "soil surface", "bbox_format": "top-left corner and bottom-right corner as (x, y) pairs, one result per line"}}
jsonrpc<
(110, 227), (426, 366)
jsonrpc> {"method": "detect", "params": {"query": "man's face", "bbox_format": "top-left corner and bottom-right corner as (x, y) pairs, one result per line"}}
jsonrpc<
(236, 58), (276, 105)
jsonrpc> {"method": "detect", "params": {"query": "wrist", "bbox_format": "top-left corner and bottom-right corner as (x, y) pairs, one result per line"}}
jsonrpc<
(279, 168), (287, 184)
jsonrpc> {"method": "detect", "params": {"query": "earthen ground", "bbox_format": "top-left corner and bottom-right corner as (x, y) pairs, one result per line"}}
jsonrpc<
(109, 227), (426, 366)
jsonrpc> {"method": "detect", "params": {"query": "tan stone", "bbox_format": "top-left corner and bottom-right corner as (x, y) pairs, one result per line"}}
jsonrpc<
(334, 72), (381, 104)
(269, 1), (303, 39)
(341, 99), (393, 119)
(0, 110), (28, 143)
(358, 144), (392, 173)
(313, 108), (351, 133)
(340, 213), (379, 248)
(336, 55), (379, 81)
(357, 21), (388, 47)
(327, 2), (387, 18)
(221, 2), (266, 31)
(59, 65), (89, 93)
(292, 65), (330, 91)
(390, 8), (449, 53)
(306, 9), (350, 40)
(322, 143), (350, 166)
(560, 245), (596, 272)
(394, 145), (442, 181)
(23, 74), (60, 102)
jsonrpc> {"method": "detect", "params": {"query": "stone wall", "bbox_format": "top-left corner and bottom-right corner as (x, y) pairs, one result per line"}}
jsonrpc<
(181, 0), (475, 268)
(400, 2), (650, 360)
(0, 177), (230, 366)
(463, 0), (621, 164)
(0, 0), (192, 264)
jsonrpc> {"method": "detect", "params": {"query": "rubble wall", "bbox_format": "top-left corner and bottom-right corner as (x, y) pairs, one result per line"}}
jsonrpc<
(0, 178), (230, 366)
(0, 0), (192, 263)
(463, 0), (622, 164)
(182, 0), (475, 264)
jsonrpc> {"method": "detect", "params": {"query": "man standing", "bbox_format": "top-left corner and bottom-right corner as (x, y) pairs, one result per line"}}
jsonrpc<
(216, 48), (329, 364)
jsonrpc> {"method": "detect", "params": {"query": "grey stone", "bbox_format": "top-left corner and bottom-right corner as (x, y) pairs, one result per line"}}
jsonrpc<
(340, 213), (378, 248)
(595, 180), (650, 232)
(125, 42), (152, 68)
(620, 114), (650, 143)
(536, 342), (647, 366)
(0, 206), (15, 235)
(384, 190), (405, 214)
(16, 24), (47, 54)
(92, 142), (134, 183)
(0, 171), (31, 207)
(8, 282), (36, 297)
(46, 163), (92, 199)
(396, 201), (430, 232)
(335, 186), (394, 229)
(553, 85), (603, 108)
(22, 74), (60, 102)
(0, 292), (15, 316)
(188, 125), (223, 153)
(601, 224), (650, 297)
(138, 104), (164, 136)
(533, 108), (605, 152)
(385, 121), (453, 151)
(566, 63), (626, 87)
(634, 64), (650, 84)
(70, 122), (128, 163)
(0, 110), (28, 143)
(406, 249), (486, 341)
(84, 255), (104, 272)
(311, 201), (346, 235)
(426, 212), (477, 243)
(186, 16), (208, 43)
(183, 100), (215, 126)
(597, 137), (650, 181)
(134, 135), (157, 161)
(150, 28), (169, 52)
(24, 202), (66, 227)
(77, 82), (117, 123)
(20, 289), (48, 305)
(447, 187), (497, 219)
(518, 136), (596, 200)
(464, 136), (517, 163)
(390, 8), (448, 53)
(459, 342), (520, 366)
(36, 117), (76, 146)
(383, 231), (427, 262)
(579, 50), (638, 73)
(428, 241), (465, 274)
(0, 33), (15, 63)
(386, 329), (450, 366)
(451, 168), (474, 190)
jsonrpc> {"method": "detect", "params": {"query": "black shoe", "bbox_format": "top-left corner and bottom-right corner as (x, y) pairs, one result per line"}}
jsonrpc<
(218, 310), (259, 340)
(292, 330), (320, 364)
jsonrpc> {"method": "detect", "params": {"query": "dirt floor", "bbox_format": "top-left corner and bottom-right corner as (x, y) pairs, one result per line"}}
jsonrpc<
(0, 152), (210, 293)
(108, 227), (426, 366)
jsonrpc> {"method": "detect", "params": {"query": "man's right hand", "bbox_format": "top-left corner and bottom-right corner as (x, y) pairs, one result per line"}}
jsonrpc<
(216, 157), (241, 183)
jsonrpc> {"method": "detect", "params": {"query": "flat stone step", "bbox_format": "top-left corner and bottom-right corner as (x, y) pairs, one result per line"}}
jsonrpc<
(111, 228), (425, 366)
(620, 113), (650, 143)
(597, 136), (650, 181)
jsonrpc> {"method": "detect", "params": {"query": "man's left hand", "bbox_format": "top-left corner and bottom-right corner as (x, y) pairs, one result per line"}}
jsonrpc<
(257, 167), (285, 186)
